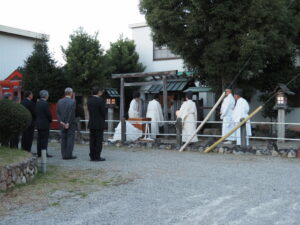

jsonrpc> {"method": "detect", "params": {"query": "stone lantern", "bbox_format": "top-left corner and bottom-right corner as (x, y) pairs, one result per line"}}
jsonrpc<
(274, 84), (295, 143)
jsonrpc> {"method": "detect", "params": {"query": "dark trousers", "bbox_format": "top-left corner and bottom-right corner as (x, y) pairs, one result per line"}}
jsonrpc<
(21, 126), (35, 152)
(89, 128), (103, 160)
(60, 125), (75, 158)
(37, 129), (49, 156)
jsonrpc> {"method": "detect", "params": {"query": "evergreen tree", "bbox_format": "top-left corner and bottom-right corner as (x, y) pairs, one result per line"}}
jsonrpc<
(62, 28), (108, 121)
(106, 36), (145, 112)
(140, 0), (300, 94)
(21, 39), (68, 102)
(106, 36), (145, 88)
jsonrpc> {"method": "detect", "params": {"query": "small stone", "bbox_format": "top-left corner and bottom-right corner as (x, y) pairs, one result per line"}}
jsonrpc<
(16, 176), (22, 185)
(21, 176), (27, 184)
(198, 146), (204, 152)
(159, 145), (166, 149)
(7, 176), (12, 185)
(115, 142), (122, 147)
(233, 150), (243, 155)
(165, 145), (172, 150)
(218, 147), (224, 154)
(0, 182), (7, 191)
(256, 150), (262, 156)
(271, 150), (279, 157)
(288, 150), (296, 158)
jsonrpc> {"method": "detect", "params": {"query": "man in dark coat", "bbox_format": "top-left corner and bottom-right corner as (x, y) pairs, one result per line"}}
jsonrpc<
(21, 91), (36, 152)
(36, 90), (52, 157)
(56, 87), (77, 160)
(87, 87), (106, 161)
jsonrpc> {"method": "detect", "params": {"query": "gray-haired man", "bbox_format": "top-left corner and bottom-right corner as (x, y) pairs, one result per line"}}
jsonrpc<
(57, 87), (77, 160)
(36, 90), (52, 157)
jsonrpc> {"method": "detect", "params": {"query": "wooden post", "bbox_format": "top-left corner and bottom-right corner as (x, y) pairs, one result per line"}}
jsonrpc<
(163, 76), (168, 134)
(240, 118), (247, 148)
(108, 107), (114, 136)
(120, 78), (126, 143)
(176, 118), (182, 146)
(277, 109), (285, 143)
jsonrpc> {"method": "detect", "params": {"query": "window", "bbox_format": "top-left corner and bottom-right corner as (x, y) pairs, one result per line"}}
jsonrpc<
(153, 45), (180, 60)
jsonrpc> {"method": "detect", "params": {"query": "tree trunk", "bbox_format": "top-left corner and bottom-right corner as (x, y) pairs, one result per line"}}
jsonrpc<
(82, 95), (89, 130)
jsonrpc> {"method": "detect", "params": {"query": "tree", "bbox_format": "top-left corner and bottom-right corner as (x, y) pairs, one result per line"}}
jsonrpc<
(106, 36), (145, 112)
(62, 28), (108, 121)
(0, 100), (31, 146)
(21, 39), (68, 102)
(106, 36), (145, 86)
(140, 0), (300, 103)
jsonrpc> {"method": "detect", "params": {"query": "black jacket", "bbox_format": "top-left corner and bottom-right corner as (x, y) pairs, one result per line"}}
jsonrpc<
(36, 99), (52, 130)
(21, 98), (36, 127)
(87, 96), (106, 130)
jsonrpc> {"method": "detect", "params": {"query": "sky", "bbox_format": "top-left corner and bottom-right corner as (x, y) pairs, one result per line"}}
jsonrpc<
(0, 0), (145, 65)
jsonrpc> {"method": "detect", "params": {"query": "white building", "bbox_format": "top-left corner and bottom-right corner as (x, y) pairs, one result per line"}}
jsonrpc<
(0, 25), (48, 80)
(129, 22), (185, 72)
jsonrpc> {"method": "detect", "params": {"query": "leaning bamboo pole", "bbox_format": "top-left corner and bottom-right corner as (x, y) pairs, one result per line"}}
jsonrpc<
(204, 105), (263, 153)
(179, 92), (226, 152)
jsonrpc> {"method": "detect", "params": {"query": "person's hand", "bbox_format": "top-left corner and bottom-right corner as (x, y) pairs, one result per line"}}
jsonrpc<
(65, 123), (70, 129)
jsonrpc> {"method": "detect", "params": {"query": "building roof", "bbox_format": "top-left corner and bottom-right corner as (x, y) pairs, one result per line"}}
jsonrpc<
(129, 22), (148, 29)
(0, 24), (49, 40)
(184, 86), (212, 93)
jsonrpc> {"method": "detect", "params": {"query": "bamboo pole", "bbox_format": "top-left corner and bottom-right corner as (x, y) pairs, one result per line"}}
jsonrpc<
(204, 105), (263, 153)
(179, 92), (226, 152)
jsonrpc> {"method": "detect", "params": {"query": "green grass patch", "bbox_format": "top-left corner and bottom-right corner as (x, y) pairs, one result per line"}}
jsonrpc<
(0, 147), (30, 167)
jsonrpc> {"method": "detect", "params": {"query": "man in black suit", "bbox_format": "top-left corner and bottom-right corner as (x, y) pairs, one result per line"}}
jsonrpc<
(87, 87), (106, 161)
(36, 90), (52, 158)
(57, 87), (77, 160)
(21, 91), (36, 152)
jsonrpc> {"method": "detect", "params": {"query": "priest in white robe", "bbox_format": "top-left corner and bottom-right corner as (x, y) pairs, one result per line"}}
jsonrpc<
(176, 91), (198, 143)
(232, 89), (252, 145)
(220, 89), (235, 143)
(109, 92), (143, 142)
(146, 94), (164, 139)
(128, 92), (141, 118)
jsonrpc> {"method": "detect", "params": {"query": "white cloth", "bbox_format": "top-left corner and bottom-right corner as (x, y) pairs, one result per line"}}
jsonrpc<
(232, 97), (252, 145)
(109, 121), (142, 142)
(220, 93), (235, 141)
(128, 99), (141, 118)
(177, 100), (198, 143)
(146, 99), (164, 139)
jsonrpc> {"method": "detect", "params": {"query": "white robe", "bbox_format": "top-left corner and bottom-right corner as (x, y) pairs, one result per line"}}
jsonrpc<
(109, 121), (142, 142)
(128, 99), (141, 118)
(177, 100), (198, 143)
(146, 99), (164, 139)
(232, 97), (252, 145)
(220, 93), (235, 141)
(109, 98), (142, 142)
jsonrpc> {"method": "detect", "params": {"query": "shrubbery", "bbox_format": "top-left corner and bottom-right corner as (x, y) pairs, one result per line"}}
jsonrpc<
(0, 99), (31, 145)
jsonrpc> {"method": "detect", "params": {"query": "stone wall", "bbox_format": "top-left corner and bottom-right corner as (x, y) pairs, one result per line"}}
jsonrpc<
(0, 156), (38, 191)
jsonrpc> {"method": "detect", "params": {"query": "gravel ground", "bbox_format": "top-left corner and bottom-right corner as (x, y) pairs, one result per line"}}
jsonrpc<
(1, 143), (300, 225)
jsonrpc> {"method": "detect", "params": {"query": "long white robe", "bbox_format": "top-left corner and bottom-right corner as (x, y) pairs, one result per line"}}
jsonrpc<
(146, 99), (164, 139)
(109, 121), (142, 142)
(220, 93), (235, 141)
(109, 98), (142, 142)
(128, 99), (141, 118)
(232, 97), (252, 145)
(177, 100), (198, 143)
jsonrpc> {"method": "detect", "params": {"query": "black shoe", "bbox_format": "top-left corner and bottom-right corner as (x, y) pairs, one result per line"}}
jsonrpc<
(63, 156), (77, 160)
(46, 154), (53, 158)
(91, 157), (106, 162)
